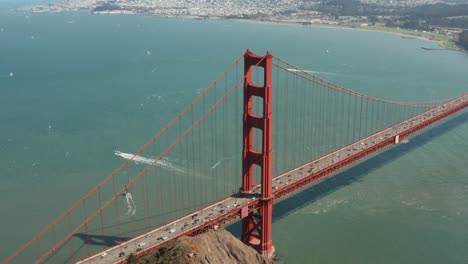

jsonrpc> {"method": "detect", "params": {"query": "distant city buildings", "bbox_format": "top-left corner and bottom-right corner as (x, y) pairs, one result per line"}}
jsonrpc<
(20, 0), (467, 46)
(22, 0), (461, 18)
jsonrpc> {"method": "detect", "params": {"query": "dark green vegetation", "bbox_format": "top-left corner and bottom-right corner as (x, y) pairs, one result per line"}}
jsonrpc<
(314, 1), (468, 30)
(313, 0), (393, 16)
(403, 4), (468, 30)
(458, 30), (468, 49)
(93, 3), (121, 12)
(122, 230), (273, 264)
(308, 1), (468, 50)
(126, 245), (188, 264)
(406, 3), (468, 18)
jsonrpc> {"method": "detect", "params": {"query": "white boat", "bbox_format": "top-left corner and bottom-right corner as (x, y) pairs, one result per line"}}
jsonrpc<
(9, 72), (13, 77)
(114, 150), (185, 173)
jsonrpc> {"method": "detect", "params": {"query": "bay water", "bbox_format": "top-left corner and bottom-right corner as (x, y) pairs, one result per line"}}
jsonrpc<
(1, 4), (467, 263)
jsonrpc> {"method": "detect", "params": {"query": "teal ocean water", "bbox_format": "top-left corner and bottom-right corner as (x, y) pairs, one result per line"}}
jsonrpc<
(1, 4), (467, 263)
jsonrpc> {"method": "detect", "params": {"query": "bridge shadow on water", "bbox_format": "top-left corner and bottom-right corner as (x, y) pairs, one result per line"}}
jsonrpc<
(227, 111), (468, 235)
(73, 233), (131, 247)
(59, 234), (132, 263)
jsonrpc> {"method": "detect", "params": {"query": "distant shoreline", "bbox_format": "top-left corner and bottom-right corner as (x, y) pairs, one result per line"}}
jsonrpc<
(19, 6), (465, 52)
(88, 8), (465, 52)
(227, 18), (465, 52)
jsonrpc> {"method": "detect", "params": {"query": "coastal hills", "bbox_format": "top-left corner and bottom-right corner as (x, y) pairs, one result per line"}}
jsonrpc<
(127, 229), (274, 264)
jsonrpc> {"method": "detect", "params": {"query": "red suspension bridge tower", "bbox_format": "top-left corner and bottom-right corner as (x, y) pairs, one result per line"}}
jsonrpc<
(241, 50), (275, 257)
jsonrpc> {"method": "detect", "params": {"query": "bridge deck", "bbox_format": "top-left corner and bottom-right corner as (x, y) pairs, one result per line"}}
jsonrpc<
(78, 93), (467, 264)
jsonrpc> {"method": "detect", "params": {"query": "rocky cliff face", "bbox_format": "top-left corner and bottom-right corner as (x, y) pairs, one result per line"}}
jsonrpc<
(130, 229), (274, 264)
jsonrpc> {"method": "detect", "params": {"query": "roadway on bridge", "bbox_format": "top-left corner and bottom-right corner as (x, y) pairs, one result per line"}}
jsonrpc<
(79, 93), (467, 264)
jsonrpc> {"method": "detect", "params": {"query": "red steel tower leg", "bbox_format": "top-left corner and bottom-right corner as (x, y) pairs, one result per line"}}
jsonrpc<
(241, 50), (275, 258)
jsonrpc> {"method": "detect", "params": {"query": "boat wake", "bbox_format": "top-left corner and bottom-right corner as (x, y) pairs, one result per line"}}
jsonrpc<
(210, 156), (234, 169)
(114, 150), (185, 174)
(0, 72), (14, 78)
(287, 68), (335, 75)
(211, 160), (222, 169)
(125, 192), (136, 216)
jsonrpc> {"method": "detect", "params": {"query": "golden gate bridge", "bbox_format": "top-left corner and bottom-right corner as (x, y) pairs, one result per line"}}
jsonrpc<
(5, 51), (467, 264)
